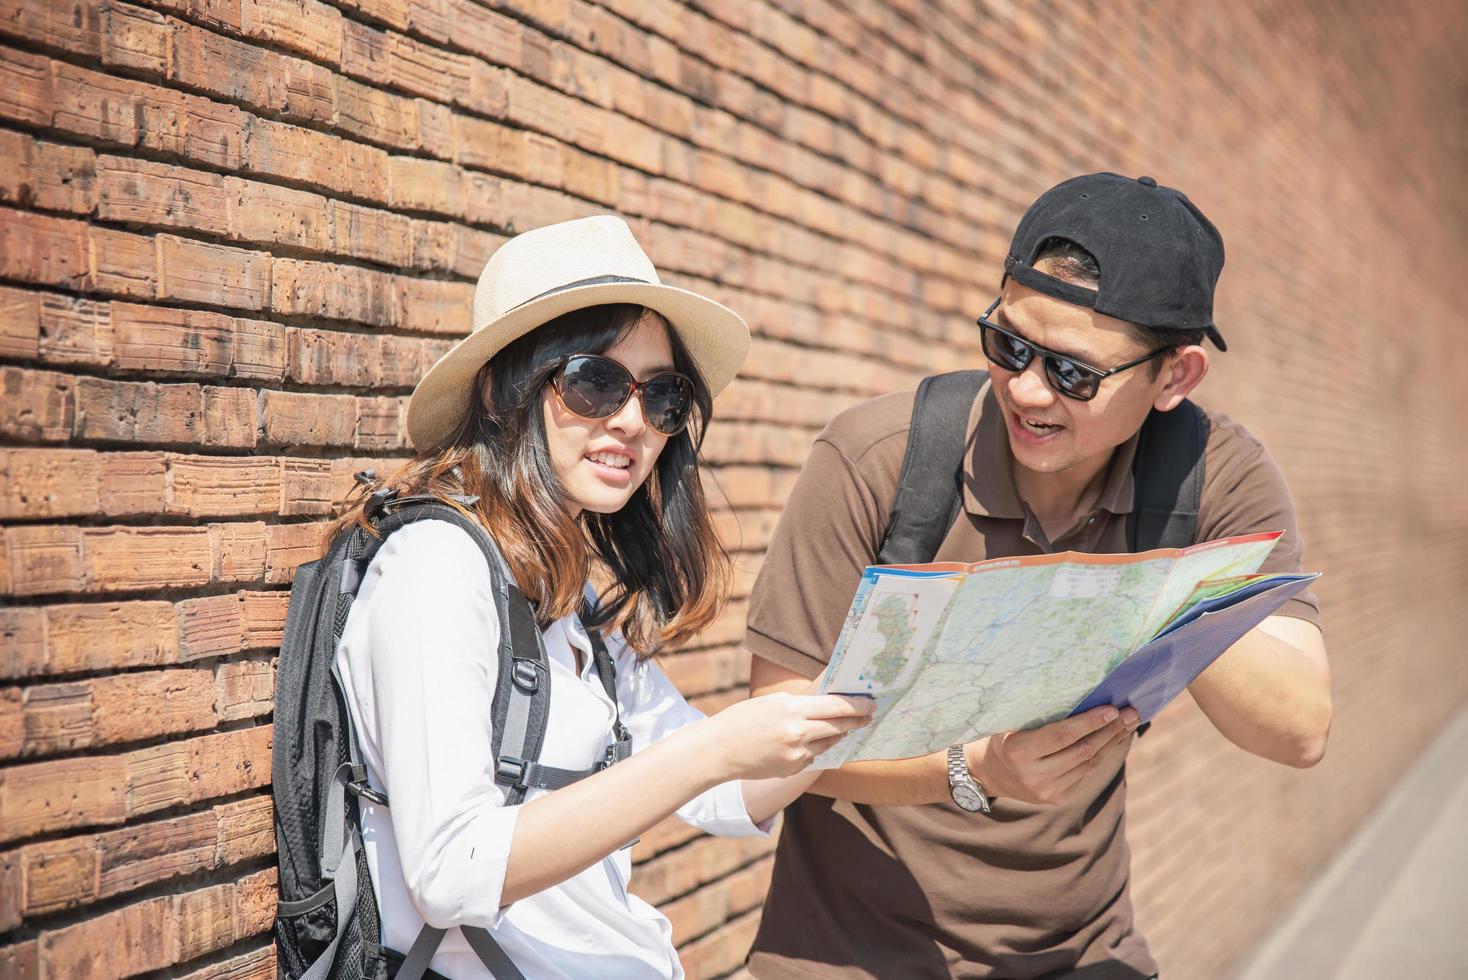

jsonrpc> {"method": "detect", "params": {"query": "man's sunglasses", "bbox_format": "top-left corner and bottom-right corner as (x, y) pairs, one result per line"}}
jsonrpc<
(549, 353), (696, 436)
(976, 298), (1167, 402)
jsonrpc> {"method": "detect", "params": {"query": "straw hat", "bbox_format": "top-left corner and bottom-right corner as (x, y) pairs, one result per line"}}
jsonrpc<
(406, 215), (750, 450)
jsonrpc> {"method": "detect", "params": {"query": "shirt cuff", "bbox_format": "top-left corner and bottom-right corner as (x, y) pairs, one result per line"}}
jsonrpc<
(679, 778), (773, 837)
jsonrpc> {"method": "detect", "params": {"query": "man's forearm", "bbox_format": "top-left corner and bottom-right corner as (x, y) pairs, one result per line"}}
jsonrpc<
(1188, 615), (1331, 767)
(806, 751), (952, 805)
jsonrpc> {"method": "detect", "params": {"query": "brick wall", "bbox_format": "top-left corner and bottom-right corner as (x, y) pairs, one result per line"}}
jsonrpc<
(2, 1), (1465, 977)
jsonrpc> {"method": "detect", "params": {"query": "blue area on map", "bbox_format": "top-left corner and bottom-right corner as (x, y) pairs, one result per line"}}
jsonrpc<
(1070, 573), (1319, 721)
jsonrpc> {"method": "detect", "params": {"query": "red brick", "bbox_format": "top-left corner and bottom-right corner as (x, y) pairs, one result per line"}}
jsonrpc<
(101, 1), (171, 74)
(395, 276), (474, 335)
(0, 449), (98, 520)
(87, 225), (156, 298)
(228, 176), (333, 252)
(258, 389), (358, 447)
(112, 303), (236, 375)
(0, 849), (21, 932)
(178, 593), (248, 660)
(265, 522), (330, 582)
(0, 752), (128, 844)
(73, 376), (203, 444)
(0, 286), (40, 359)
(214, 795), (275, 866)
(20, 834), (100, 917)
(170, 18), (335, 125)
(270, 257), (398, 326)
(95, 156), (232, 236)
(0, 0), (103, 57)
(156, 235), (270, 310)
(388, 154), (461, 213)
(40, 893), (179, 978)
(168, 456), (281, 517)
(83, 527), (206, 594)
(333, 75), (417, 150)
(0, 136), (98, 215)
(210, 521), (269, 581)
(387, 32), (474, 103)
(354, 396), (406, 450)
(37, 293), (111, 365)
(187, 725), (273, 800)
(94, 809), (216, 907)
(285, 326), (378, 387)
(13, 669), (216, 758)
(3, 525), (84, 596)
(0, 939), (39, 980)
(98, 451), (168, 515)
(0, 46), (52, 127)
(176, 944), (274, 980)
(329, 199), (415, 267)
(202, 385), (260, 448)
(239, 0), (343, 64)
(42, 601), (179, 676)
(241, 591), (290, 649)
(215, 659), (274, 721)
(0, 609), (47, 679)
(0, 207), (89, 290)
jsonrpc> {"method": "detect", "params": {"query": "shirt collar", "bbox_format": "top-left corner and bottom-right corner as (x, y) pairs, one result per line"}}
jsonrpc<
(961, 378), (1141, 519)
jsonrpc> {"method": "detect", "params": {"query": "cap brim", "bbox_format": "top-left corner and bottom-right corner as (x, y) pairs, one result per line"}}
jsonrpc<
(406, 281), (750, 451)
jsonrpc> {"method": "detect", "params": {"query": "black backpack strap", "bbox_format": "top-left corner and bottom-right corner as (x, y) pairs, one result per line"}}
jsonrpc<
(1126, 400), (1208, 552)
(877, 370), (988, 566)
(582, 599), (634, 770)
(1124, 399), (1208, 739)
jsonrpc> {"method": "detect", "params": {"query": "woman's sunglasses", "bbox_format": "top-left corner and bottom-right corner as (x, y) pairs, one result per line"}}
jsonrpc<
(549, 354), (696, 436)
(976, 298), (1166, 402)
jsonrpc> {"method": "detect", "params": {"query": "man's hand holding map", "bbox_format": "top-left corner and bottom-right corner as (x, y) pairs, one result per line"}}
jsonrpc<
(813, 531), (1319, 768)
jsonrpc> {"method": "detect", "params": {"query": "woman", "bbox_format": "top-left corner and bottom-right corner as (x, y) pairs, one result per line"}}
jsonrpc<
(331, 215), (871, 978)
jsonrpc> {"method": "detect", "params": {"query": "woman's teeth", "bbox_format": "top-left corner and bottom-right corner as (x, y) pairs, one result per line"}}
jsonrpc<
(1022, 418), (1060, 432)
(588, 451), (631, 469)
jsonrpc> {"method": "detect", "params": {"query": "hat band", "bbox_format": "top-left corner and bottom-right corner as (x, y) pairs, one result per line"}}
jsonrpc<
(509, 274), (653, 312)
(1003, 257), (1100, 310)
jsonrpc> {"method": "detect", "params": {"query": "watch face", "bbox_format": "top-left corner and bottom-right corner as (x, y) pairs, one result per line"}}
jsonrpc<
(951, 785), (987, 812)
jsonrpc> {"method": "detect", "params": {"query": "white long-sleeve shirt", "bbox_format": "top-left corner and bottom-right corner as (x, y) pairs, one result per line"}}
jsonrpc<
(334, 519), (768, 979)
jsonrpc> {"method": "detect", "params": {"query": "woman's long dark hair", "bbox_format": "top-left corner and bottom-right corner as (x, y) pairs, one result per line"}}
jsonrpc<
(333, 304), (730, 656)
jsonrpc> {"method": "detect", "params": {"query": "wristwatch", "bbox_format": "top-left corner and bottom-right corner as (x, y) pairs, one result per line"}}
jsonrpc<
(947, 745), (992, 814)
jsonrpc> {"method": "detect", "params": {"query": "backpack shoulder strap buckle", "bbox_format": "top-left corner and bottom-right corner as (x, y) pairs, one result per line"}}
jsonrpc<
(364, 485), (398, 522)
(340, 761), (390, 807)
(495, 755), (528, 786)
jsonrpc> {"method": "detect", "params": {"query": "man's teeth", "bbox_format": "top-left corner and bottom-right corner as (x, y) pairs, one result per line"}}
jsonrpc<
(588, 451), (631, 469)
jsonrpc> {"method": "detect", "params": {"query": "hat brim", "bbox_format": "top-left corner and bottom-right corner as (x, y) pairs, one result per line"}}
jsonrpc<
(406, 281), (750, 450)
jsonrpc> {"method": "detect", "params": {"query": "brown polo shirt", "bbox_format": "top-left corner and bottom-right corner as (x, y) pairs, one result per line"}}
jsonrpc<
(744, 381), (1319, 979)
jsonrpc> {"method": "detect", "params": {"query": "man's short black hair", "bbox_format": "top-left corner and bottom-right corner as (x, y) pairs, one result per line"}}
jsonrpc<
(1031, 237), (1207, 377)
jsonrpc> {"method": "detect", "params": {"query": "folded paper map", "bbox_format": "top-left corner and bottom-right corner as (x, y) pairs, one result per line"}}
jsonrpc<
(813, 531), (1319, 767)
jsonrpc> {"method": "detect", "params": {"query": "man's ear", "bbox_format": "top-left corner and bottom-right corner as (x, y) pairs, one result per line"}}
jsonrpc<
(1154, 345), (1209, 412)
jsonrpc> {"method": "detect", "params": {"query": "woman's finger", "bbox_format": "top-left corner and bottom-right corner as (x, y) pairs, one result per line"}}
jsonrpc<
(801, 694), (877, 719)
(806, 732), (849, 757)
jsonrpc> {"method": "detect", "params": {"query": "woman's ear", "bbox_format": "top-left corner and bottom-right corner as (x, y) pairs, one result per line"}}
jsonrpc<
(478, 367), (495, 412)
(1153, 345), (1209, 412)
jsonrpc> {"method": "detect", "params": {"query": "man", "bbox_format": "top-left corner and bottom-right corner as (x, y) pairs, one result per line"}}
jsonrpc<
(743, 173), (1331, 978)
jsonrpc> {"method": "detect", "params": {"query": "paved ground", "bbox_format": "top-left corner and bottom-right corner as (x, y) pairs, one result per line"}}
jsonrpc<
(1232, 703), (1468, 979)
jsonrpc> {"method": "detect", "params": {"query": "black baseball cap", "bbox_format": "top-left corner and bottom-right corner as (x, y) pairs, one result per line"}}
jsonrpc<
(1003, 173), (1228, 350)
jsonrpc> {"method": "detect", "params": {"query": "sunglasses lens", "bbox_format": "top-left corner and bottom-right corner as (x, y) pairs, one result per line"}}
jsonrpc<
(982, 324), (1032, 372)
(558, 355), (632, 419)
(641, 374), (694, 435)
(1045, 356), (1100, 400)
